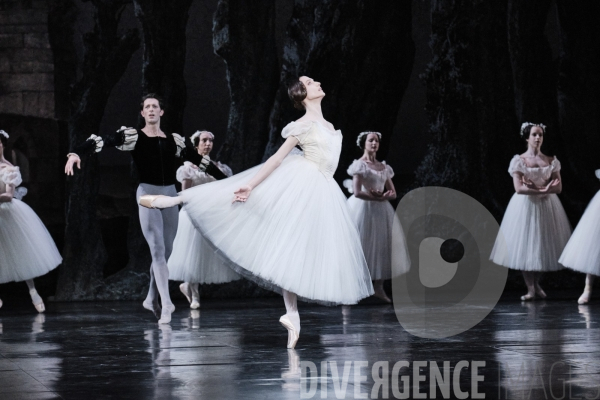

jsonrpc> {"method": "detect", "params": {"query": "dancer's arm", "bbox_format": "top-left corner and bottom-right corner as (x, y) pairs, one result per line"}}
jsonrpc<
(513, 173), (561, 195)
(352, 175), (386, 201)
(65, 127), (137, 175)
(0, 184), (14, 202)
(233, 137), (299, 202)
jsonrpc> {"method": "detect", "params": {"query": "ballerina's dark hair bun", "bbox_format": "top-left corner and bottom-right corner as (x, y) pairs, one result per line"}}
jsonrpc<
(288, 79), (307, 110)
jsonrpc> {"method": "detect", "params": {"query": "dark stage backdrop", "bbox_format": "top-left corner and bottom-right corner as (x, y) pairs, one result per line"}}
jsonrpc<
(0, 0), (599, 301)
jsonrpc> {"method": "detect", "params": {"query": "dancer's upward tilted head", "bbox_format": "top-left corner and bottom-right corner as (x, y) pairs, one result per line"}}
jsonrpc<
(288, 76), (325, 110)
(190, 130), (214, 156)
(140, 93), (165, 126)
(356, 131), (382, 151)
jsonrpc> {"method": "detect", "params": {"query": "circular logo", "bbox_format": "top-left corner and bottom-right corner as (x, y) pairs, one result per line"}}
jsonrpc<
(391, 187), (508, 338)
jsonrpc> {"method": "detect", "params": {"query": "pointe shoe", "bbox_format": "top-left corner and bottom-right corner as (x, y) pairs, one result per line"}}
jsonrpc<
(179, 283), (192, 303)
(143, 300), (162, 320)
(578, 290), (592, 305)
(0, 298), (3, 309)
(139, 194), (164, 209)
(374, 290), (392, 303)
(341, 305), (351, 316)
(520, 293), (535, 301)
(190, 298), (200, 309)
(279, 314), (300, 349)
(158, 304), (175, 324)
(29, 289), (45, 313)
(534, 286), (547, 299)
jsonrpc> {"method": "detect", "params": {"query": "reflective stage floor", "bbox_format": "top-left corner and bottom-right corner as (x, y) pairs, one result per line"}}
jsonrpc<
(0, 294), (598, 399)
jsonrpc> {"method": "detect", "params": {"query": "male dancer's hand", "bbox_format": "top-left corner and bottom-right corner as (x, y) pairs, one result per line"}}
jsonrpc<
(65, 154), (81, 176)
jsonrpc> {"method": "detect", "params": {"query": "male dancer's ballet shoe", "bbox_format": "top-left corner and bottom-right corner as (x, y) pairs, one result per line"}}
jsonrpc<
(139, 194), (164, 209)
(29, 289), (45, 313)
(279, 314), (300, 349)
(143, 300), (162, 320)
(158, 304), (176, 324)
(578, 287), (592, 305)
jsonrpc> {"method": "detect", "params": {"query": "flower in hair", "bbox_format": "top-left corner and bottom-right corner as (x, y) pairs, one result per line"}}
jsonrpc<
(0, 130), (8, 139)
(520, 122), (546, 137)
(356, 131), (382, 148)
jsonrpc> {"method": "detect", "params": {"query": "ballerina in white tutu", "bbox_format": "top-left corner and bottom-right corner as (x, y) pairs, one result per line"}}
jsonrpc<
(490, 123), (572, 301)
(559, 169), (600, 304)
(0, 130), (62, 312)
(343, 131), (410, 303)
(168, 130), (239, 309)
(140, 76), (374, 348)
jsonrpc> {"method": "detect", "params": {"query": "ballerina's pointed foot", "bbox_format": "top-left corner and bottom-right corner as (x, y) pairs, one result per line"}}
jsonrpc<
(520, 293), (536, 301)
(143, 300), (162, 320)
(578, 290), (592, 305)
(29, 289), (45, 313)
(139, 194), (181, 209)
(279, 314), (300, 349)
(179, 283), (192, 304)
(158, 304), (176, 324)
(190, 298), (200, 309)
(374, 290), (392, 303)
(535, 286), (547, 299)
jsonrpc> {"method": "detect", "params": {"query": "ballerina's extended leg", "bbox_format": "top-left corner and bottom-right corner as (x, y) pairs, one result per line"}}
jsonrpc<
(578, 274), (594, 305)
(280, 289), (300, 349)
(139, 195), (182, 209)
(25, 279), (45, 313)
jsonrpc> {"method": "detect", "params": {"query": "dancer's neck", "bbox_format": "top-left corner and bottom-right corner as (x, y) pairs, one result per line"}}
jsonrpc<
(143, 122), (163, 137)
(362, 151), (377, 163)
(303, 100), (324, 121)
(524, 146), (541, 157)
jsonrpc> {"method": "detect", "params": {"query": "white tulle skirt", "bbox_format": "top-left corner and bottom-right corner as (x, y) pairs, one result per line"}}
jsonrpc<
(179, 154), (374, 305)
(168, 209), (241, 284)
(346, 196), (410, 280)
(0, 199), (62, 283)
(559, 190), (600, 276)
(490, 193), (571, 271)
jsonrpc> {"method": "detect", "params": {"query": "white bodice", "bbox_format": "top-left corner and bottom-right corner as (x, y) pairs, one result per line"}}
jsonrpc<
(508, 155), (561, 187)
(347, 159), (394, 192)
(176, 161), (232, 187)
(0, 163), (22, 195)
(282, 120), (342, 179)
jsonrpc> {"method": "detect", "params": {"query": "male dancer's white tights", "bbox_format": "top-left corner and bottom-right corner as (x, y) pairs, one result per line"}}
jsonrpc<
(137, 184), (178, 321)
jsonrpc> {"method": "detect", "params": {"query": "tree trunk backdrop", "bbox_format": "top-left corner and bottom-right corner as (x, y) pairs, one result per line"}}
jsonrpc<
(49, 0), (139, 300)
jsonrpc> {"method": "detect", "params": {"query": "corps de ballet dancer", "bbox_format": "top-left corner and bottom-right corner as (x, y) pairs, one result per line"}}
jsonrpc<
(64, 94), (228, 324)
(490, 122), (572, 300)
(559, 169), (600, 304)
(343, 131), (410, 304)
(168, 130), (240, 309)
(139, 76), (374, 348)
(0, 130), (62, 312)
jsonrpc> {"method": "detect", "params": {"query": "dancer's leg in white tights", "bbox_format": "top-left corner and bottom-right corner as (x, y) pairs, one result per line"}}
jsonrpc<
(25, 279), (44, 312)
(282, 289), (300, 332)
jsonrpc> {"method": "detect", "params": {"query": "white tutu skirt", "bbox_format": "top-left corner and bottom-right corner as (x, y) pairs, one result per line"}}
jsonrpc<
(490, 193), (571, 271)
(0, 199), (62, 283)
(168, 209), (241, 284)
(346, 196), (410, 280)
(179, 154), (374, 305)
(559, 190), (600, 276)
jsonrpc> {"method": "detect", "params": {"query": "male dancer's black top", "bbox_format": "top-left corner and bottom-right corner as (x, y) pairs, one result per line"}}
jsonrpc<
(72, 128), (227, 185)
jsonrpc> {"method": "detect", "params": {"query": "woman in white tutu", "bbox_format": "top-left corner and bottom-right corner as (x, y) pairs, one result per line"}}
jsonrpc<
(168, 130), (239, 309)
(0, 130), (62, 312)
(140, 76), (374, 348)
(490, 123), (571, 300)
(343, 131), (410, 303)
(559, 169), (600, 304)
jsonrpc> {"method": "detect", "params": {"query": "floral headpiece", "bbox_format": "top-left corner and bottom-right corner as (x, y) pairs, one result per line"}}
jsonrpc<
(520, 122), (546, 137)
(190, 130), (214, 145)
(356, 131), (381, 148)
(0, 130), (8, 139)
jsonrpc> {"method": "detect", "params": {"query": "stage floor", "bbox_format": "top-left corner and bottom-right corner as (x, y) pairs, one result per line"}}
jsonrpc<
(0, 294), (598, 400)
